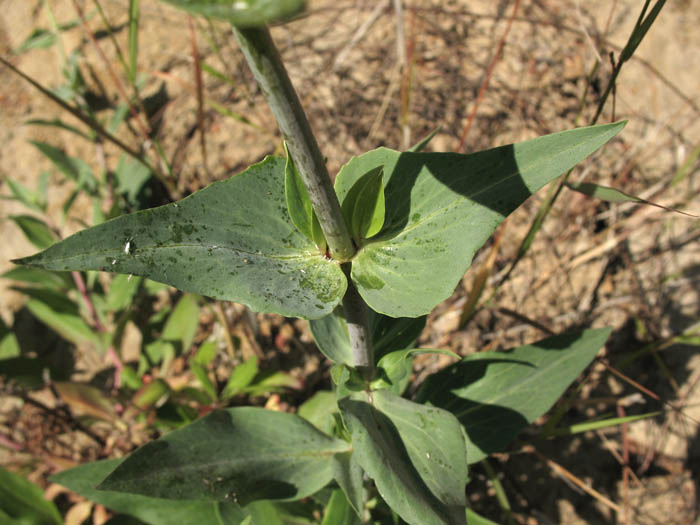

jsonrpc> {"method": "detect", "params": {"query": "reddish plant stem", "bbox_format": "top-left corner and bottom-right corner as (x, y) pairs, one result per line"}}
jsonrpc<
(71, 271), (123, 387)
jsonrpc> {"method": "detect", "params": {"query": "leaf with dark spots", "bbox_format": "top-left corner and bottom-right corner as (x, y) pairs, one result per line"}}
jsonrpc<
(335, 122), (625, 317)
(14, 156), (347, 320)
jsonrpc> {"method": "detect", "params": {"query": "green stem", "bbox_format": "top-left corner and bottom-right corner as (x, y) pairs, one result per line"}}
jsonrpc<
(233, 25), (374, 377)
(342, 264), (374, 379)
(233, 26), (355, 261)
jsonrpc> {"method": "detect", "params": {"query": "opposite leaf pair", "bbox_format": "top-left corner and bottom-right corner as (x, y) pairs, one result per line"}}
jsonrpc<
(15, 122), (626, 322)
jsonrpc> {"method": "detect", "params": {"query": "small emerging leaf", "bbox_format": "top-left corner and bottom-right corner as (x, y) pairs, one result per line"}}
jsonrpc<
(298, 390), (338, 435)
(371, 348), (458, 395)
(221, 355), (259, 399)
(14, 28), (57, 54)
(21, 289), (101, 347)
(340, 167), (385, 244)
(466, 509), (499, 525)
(25, 118), (92, 141)
(285, 143), (326, 252)
(132, 379), (170, 409)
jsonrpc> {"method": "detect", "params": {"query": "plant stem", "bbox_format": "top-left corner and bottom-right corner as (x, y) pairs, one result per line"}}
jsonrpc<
(342, 264), (374, 379)
(233, 26), (374, 377)
(232, 26), (355, 261)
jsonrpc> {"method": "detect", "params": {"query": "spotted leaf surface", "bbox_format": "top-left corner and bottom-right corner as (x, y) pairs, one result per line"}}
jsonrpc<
(335, 122), (625, 317)
(14, 156), (346, 319)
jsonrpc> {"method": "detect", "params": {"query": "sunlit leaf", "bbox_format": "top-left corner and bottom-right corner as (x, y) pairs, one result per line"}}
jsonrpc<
(14, 156), (346, 320)
(335, 122), (626, 317)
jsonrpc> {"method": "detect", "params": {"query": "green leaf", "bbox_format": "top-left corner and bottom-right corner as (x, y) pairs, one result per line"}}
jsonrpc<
(339, 390), (468, 525)
(191, 362), (218, 402)
(565, 181), (697, 217)
(416, 328), (611, 464)
(298, 390), (338, 435)
(246, 500), (284, 525)
(21, 289), (100, 346)
(106, 274), (142, 311)
(322, 488), (362, 525)
(99, 407), (350, 504)
(54, 381), (117, 422)
(310, 308), (426, 366)
(408, 127), (440, 153)
(193, 340), (219, 366)
(114, 155), (153, 208)
(2, 267), (72, 290)
(13, 28), (57, 54)
(0, 466), (62, 525)
(331, 452), (363, 519)
(309, 309), (352, 365)
(132, 379), (170, 409)
(53, 458), (247, 525)
(544, 411), (662, 437)
(221, 356), (259, 399)
(284, 143), (326, 252)
(8, 215), (57, 250)
(25, 118), (92, 140)
(340, 166), (385, 244)
(162, 294), (200, 352)
(30, 141), (98, 194)
(466, 509), (498, 525)
(160, 0), (306, 27)
(128, 0), (140, 85)
(242, 370), (302, 396)
(371, 348), (458, 395)
(0, 319), (20, 359)
(334, 122), (626, 317)
(14, 156), (347, 320)
(3, 176), (46, 212)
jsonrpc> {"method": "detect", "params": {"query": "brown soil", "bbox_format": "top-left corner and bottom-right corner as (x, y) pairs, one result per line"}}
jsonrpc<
(1, 1), (698, 523)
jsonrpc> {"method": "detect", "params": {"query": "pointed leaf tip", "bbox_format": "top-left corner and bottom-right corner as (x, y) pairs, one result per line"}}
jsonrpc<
(335, 122), (625, 317)
(12, 156), (346, 319)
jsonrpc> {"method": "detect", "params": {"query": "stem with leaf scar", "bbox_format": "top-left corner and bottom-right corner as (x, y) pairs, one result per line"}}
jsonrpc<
(233, 26), (375, 378)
